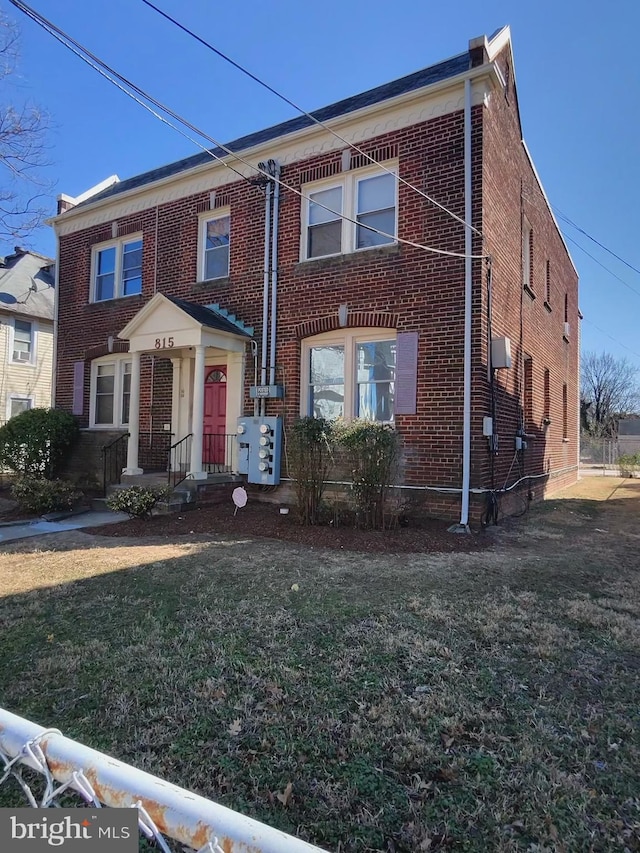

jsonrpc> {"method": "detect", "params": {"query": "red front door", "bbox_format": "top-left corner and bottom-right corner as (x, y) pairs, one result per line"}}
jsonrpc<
(203, 366), (227, 464)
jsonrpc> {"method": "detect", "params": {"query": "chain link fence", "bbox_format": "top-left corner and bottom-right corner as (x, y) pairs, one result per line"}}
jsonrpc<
(0, 707), (327, 853)
(580, 435), (620, 470)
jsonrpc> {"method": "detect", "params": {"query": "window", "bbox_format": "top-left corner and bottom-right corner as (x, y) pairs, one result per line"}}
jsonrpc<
(92, 236), (142, 302)
(7, 395), (33, 419)
(522, 218), (533, 291)
(199, 213), (230, 280)
(543, 368), (551, 423)
(90, 357), (132, 428)
(303, 330), (396, 422)
(12, 318), (34, 364)
(523, 355), (533, 428)
(302, 166), (398, 260)
(545, 260), (551, 306)
(562, 383), (568, 440)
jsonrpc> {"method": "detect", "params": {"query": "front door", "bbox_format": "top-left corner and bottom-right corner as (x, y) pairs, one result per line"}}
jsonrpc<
(203, 366), (227, 465)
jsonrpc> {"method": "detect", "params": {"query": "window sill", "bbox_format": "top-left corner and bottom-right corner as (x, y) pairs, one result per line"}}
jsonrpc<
(544, 300), (552, 313)
(562, 438), (569, 443)
(192, 276), (230, 290)
(296, 243), (400, 272)
(523, 284), (536, 300)
(9, 360), (36, 367)
(563, 335), (570, 343)
(90, 293), (144, 306)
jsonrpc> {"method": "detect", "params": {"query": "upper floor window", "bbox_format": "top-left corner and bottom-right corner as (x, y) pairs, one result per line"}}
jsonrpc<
(89, 356), (131, 428)
(92, 236), (142, 302)
(11, 318), (34, 364)
(302, 329), (396, 422)
(302, 166), (398, 261)
(199, 212), (230, 280)
(522, 218), (533, 292)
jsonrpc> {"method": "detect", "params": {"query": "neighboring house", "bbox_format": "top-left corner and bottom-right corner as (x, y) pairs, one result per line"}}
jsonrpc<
(618, 418), (640, 456)
(0, 248), (55, 424)
(50, 26), (579, 524)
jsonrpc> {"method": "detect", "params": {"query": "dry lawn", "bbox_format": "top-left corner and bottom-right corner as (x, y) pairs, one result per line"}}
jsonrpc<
(0, 477), (638, 851)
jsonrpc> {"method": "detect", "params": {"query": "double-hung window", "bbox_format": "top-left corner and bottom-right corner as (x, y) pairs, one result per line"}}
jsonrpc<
(303, 330), (396, 422)
(90, 357), (132, 428)
(11, 318), (34, 364)
(92, 236), (142, 302)
(302, 165), (398, 260)
(199, 212), (230, 280)
(8, 396), (33, 419)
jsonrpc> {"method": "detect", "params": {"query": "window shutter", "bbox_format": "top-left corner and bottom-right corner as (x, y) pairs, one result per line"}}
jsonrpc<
(72, 360), (84, 415)
(395, 332), (418, 415)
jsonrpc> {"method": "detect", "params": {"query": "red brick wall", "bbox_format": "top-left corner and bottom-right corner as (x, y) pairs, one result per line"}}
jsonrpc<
(56, 72), (579, 518)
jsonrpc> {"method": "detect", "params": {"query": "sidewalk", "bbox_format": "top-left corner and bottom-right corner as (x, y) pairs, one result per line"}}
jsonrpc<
(0, 509), (128, 544)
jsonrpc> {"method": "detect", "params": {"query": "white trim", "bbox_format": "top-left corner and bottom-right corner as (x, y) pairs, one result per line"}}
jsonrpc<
(197, 208), (230, 281)
(9, 317), (36, 366)
(49, 68), (500, 237)
(6, 393), (34, 420)
(300, 162), (399, 261)
(88, 354), (132, 429)
(90, 233), (143, 303)
(300, 327), (396, 421)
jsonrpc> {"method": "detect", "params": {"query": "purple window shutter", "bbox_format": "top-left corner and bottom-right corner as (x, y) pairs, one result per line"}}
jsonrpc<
(72, 361), (84, 415)
(394, 332), (418, 415)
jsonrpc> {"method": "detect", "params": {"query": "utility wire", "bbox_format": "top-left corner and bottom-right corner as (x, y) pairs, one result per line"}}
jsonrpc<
(140, 0), (484, 241)
(562, 232), (640, 301)
(554, 207), (640, 277)
(10, 0), (487, 261)
(581, 317), (640, 361)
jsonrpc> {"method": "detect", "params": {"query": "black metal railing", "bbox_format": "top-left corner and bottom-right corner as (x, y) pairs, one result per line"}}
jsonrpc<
(138, 431), (174, 472)
(202, 433), (235, 474)
(168, 433), (192, 489)
(102, 433), (129, 497)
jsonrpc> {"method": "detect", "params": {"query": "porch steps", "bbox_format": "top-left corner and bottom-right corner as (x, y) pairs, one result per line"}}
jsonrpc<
(100, 472), (243, 515)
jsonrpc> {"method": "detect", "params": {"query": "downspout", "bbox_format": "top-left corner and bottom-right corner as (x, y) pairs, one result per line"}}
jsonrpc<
(260, 173), (272, 417)
(455, 77), (473, 532)
(269, 160), (281, 387)
(51, 230), (60, 408)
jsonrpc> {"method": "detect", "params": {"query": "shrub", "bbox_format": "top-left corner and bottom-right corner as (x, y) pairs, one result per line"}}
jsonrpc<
(106, 486), (167, 519)
(287, 417), (334, 525)
(618, 453), (640, 477)
(11, 477), (82, 516)
(0, 408), (79, 479)
(336, 420), (400, 530)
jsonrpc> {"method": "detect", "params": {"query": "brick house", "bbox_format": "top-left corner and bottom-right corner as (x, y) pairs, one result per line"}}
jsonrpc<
(51, 26), (579, 525)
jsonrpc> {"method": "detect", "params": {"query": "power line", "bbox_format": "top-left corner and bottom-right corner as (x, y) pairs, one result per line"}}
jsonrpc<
(140, 0), (484, 241)
(10, 0), (487, 262)
(554, 207), (640, 277)
(581, 317), (640, 361)
(562, 232), (640, 301)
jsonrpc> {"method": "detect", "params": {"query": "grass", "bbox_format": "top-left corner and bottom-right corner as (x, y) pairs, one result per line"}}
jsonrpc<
(0, 479), (639, 851)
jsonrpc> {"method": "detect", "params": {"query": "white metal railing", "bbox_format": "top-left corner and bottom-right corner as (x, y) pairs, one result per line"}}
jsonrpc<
(0, 707), (328, 853)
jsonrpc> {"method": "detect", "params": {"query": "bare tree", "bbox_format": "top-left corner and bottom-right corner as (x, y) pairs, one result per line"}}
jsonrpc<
(0, 11), (51, 247)
(581, 351), (640, 436)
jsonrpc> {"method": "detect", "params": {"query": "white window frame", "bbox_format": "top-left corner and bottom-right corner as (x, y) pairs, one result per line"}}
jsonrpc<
(6, 394), (34, 420)
(89, 356), (132, 429)
(197, 209), (230, 281)
(9, 317), (36, 366)
(300, 328), (397, 422)
(300, 163), (398, 261)
(90, 234), (143, 303)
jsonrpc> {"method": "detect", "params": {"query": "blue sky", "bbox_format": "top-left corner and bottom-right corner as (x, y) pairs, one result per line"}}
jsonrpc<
(3, 0), (639, 367)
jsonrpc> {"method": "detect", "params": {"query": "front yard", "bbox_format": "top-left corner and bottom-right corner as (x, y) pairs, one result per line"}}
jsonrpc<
(0, 478), (638, 851)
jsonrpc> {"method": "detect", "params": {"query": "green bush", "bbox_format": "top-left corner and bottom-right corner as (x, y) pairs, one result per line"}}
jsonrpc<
(287, 417), (334, 525)
(618, 453), (640, 477)
(106, 486), (166, 519)
(336, 420), (400, 530)
(0, 408), (79, 479)
(11, 477), (82, 516)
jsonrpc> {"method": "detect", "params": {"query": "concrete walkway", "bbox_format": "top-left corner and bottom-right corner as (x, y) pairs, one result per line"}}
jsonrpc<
(0, 510), (128, 545)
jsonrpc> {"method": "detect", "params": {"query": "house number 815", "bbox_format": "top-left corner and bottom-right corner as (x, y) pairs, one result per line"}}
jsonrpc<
(154, 337), (174, 349)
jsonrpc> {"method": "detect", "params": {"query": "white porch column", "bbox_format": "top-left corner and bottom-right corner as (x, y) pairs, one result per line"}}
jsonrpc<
(188, 344), (207, 479)
(170, 356), (182, 471)
(123, 350), (143, 475)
